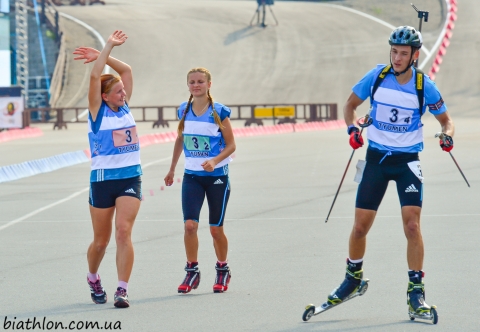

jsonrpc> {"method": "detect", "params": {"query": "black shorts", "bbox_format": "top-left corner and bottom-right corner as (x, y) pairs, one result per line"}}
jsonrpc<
(89, 176), (142, 208)
(182, 174), (230, 227)
(356, 149), (423, 211)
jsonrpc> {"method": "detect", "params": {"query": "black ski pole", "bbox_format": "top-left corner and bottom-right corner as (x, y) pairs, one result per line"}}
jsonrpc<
(324, 145), (358, 223)
(448, 152), (470, 187)
(435, 132), (470, 187)
(325, 115), (372, 223)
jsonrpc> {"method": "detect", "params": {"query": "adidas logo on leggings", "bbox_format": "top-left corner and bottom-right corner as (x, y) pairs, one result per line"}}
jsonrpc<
(405, 184), (418, 193)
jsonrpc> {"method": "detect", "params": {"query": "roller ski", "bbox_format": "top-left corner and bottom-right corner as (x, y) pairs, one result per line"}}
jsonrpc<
(303, 263), (369, 322)
(407, 274), (438, 324)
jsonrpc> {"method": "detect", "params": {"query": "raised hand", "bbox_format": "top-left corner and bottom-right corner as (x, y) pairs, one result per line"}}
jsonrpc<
(107, 30), (128, 47)
(73, 47), (100, 64)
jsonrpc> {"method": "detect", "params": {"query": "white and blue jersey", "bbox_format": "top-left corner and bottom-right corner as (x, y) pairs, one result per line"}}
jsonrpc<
(178, 101), (231, 177)
(353, 64), (447, 153)
(88, 102), (142, 182)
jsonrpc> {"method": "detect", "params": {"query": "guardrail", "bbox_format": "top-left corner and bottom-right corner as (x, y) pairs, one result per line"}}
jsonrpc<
(22, 103), (337, 129)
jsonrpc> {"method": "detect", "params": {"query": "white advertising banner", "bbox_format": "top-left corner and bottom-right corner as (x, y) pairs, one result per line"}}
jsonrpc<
(0, 0), (9, 13)
(0, 51), (11, 87)
(0, 96), (24, 128)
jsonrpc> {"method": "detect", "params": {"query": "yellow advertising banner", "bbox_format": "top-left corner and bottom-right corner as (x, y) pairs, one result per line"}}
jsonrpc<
(273, 106), (295, 117)
(254, 106), (295, 118)
(254, 107), (273, 118)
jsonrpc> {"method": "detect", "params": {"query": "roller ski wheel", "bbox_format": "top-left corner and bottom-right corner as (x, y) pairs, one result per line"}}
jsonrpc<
(302, 279), (369, 322)
(302, 304), (315, 322)
(408, 305), (438, 324)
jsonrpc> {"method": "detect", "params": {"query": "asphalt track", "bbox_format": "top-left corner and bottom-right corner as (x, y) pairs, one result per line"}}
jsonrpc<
(1, 1), (479, 331)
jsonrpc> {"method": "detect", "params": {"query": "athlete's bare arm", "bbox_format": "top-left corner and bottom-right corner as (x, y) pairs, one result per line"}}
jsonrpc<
(165, 137), (184, 186)
(84, 30), (128, 120)
(434, 111), (455, 137)
(343, 92), (364, 127)
(215, 117), (236, 162)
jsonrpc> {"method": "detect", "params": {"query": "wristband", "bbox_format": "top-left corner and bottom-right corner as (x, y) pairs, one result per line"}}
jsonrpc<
(347, 124), (357, 135)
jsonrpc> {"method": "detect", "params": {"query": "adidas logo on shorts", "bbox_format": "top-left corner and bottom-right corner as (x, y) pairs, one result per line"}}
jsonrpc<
(125, 188), (136, 194)
(213, 179), (223, 185)
(405, 184), (418, 193)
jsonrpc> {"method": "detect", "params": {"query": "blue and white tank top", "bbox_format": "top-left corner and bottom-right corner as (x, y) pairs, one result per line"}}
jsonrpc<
(88, 102), (142, 182)
(178, 101), (232, 176)
(353, 64), (447, 153)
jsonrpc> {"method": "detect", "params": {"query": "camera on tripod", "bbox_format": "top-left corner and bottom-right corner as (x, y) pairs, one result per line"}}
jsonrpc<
(251, 0), (277, 27)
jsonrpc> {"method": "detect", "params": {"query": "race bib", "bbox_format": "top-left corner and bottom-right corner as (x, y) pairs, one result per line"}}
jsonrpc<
(354, 159), (366, 183)
(112, 127), (139, 147)
(407, 160), (424, 183)
(184, 135), (211, 152)
(375, 104), (414, 133)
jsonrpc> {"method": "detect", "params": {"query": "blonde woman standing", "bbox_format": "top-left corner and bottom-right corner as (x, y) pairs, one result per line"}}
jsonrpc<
(164, 68), (236, 294)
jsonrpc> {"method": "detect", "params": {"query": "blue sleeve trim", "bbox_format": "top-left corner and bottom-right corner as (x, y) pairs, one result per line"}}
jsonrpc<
(424, 76), (447, 115)
(220, 106), (231, 121)
(90, 165), (142, 182)
(89, 102), (105, 135)
(212, 102), (231, 121)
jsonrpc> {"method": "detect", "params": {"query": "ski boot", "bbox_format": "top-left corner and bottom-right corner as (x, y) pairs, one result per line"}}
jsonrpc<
(326, 267), (364, 306)
(178, 262), (201, 294)
(407, 271), (438, 324)
(303, 261), (369, 321)
(213, 262), (231, 293)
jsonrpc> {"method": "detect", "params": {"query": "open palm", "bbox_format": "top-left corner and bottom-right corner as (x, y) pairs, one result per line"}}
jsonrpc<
(108, 30), (128, 46)
(73, 47), (100, 64)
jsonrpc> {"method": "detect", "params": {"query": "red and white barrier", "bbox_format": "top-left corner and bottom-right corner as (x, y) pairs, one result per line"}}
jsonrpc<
(138, 119), (346, 146)
(428, 0), (457, 80)
(0, 127), (43, 143)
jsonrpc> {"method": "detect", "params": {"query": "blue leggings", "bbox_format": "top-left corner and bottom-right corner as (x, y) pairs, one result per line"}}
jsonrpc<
(182, 174), (230, 227)
(356, 150), (423, 211)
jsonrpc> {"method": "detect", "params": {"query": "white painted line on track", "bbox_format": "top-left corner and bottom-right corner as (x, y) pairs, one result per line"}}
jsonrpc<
(0, 188), (88, 232)
(58, 12), (107, 54)
(0, 157), (171, 232)
(418, 0), (451, 70)
(57, 11), (108, 120)
(319, 3), (432, 58)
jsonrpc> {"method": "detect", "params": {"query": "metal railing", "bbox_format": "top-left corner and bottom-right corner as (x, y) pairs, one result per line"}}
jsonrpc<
(22, 103), (337, 129)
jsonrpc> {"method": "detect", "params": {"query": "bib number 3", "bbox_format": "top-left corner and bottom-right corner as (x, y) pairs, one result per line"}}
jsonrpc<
(185, 135), (210, 151)
(113, 127), (138, 147)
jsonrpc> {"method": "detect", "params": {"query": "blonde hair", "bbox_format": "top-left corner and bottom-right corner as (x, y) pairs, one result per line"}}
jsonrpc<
(100, 74), (121, 99)
(177, 67), (224, 136)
